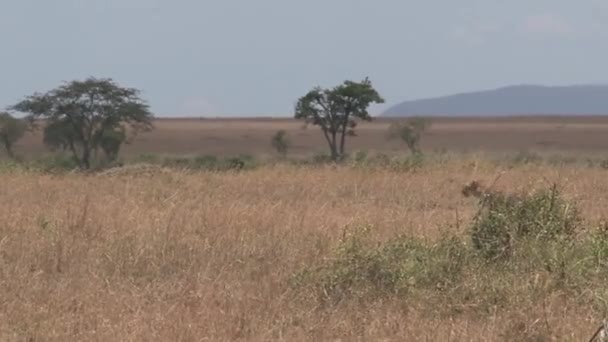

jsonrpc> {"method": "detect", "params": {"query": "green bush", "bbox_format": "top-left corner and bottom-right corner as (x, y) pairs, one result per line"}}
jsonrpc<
(292, 220), (608, 322)
(464, 182), (582, 260)
(295, 225), (469, 304)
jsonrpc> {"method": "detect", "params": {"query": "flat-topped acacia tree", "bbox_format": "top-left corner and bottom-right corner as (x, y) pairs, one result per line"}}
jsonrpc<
(12, 77), (153, 169)
(295, 77), (384, 161)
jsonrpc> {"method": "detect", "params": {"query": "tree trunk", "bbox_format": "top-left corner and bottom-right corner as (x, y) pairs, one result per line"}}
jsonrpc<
(82, 147), (91, 169)
(321, 128), (338, 161)
(67, 139), (80, 166)
(330, 131), (339, 161)
(339, 119), (348, 159)
(79, 140), (92, 170)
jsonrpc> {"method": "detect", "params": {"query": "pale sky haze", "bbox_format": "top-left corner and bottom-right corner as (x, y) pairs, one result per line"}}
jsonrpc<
(1, 0), (608, 116)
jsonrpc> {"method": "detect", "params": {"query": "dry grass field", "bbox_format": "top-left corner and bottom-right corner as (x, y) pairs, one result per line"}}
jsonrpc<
(11, 116), (608, 159)
(4, 117), (608, 341)
(2, 159), (608, 341)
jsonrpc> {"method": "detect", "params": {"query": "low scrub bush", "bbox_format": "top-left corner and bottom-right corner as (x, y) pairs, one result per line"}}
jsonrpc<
(463, 181), (582, 260)
(292, 181), (608, 324)
(294, 225), (469, 304)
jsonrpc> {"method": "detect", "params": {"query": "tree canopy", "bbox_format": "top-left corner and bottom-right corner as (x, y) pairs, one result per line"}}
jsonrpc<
(12, 77), (153, 168)
(295, 78), (384, 161)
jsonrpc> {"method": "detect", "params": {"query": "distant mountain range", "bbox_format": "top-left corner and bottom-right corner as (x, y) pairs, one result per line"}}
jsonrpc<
(382, 84), (608, 117)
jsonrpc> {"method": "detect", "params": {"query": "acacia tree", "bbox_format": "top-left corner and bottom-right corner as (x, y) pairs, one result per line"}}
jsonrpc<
(12, 77), (153, 169)
(295, 78), (384, 161)
(0, 112), (27, 159)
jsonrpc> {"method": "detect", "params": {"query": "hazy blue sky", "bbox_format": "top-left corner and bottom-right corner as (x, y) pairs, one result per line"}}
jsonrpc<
(2, 0), (608, 116)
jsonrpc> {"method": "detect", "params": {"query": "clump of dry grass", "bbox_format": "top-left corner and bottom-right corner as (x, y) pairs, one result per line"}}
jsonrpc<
(0, 160), (607, 340)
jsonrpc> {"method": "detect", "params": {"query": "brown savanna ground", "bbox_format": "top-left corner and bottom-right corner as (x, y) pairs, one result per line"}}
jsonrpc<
(12, 115), (608, 158)
(3, 117), (608, 340)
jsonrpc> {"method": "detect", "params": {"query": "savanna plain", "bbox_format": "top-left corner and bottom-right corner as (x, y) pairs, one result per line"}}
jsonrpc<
(5, 117), (608, 341)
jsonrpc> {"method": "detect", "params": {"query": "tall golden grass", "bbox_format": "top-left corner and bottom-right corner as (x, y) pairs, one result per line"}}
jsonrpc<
(1, 160), (607, 340)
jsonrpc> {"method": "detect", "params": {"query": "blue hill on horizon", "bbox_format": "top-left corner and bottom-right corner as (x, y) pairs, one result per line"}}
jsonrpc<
(382, 84), (608, 117)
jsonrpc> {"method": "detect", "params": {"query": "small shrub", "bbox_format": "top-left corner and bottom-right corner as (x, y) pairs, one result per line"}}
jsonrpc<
(271, 130), (290, 158)
(463, 181), (582, 261)
(387, 117), (430, 156)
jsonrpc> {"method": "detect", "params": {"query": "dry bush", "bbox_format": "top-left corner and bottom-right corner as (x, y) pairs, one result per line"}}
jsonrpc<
(0, 160), (607, 340)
